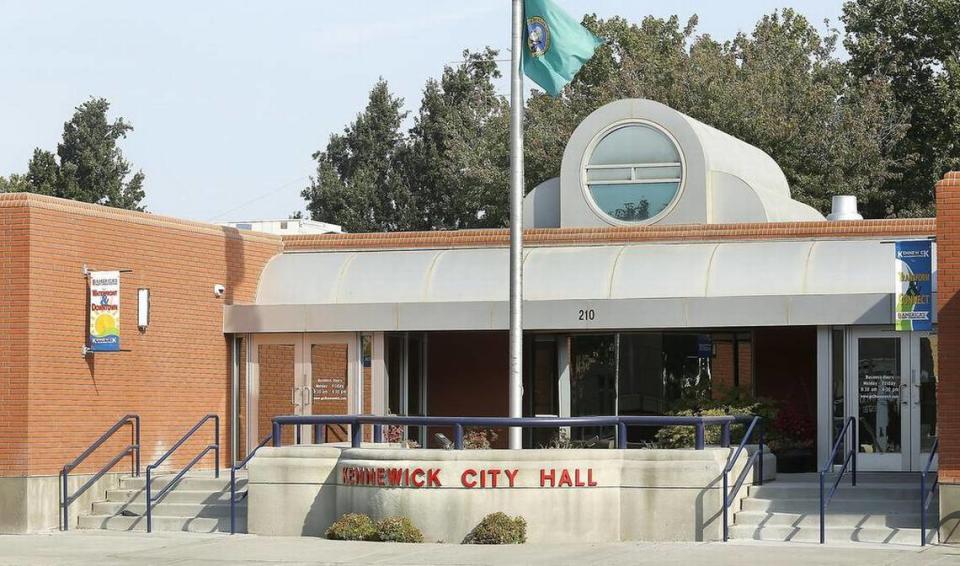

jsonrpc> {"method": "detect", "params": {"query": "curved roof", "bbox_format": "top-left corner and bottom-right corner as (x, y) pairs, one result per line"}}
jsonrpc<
(258, 240), (896, 305)
(222, 237), (936, 333)
(554, 99), (825, 228)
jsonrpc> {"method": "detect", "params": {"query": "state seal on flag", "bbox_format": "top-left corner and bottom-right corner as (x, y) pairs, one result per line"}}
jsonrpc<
(526, 16), (550, 57)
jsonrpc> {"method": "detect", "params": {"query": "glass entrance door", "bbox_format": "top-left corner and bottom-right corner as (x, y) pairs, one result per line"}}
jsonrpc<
(846, 329), (937, 471)
(304, 333), (357, 444)
(248, 333), (357, 450)
(250, 334), (305, 448)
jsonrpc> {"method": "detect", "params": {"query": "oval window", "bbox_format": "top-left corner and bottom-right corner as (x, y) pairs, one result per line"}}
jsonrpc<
(584, 123), (683, 223)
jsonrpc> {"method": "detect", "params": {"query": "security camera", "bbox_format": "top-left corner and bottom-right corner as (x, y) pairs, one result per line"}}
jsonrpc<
(213, 284), (225, 298)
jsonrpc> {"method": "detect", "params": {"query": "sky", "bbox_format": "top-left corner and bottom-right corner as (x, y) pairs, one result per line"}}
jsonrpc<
(0, 1), (846, 223)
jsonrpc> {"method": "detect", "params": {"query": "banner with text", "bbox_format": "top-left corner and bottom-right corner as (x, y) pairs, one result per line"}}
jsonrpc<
(894, 240), (932, 331)
(89, 271), (121, 351)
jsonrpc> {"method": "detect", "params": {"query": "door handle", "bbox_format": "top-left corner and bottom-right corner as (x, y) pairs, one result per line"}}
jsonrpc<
(303, 385), (313, 406)
(292, 386), (301, 409)
(901, 383), (909, 406)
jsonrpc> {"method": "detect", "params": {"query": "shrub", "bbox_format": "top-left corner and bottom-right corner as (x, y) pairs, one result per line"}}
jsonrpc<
(654, 391), (777, 449)
(463, 512), (526, 544)
(376, 516), (424, 543)
(325, 513), (377, 541)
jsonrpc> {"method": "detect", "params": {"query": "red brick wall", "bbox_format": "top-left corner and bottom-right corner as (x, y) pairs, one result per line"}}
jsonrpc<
(0, 194), (281, 477)
(936, 171), (960, 483)
(0, 204), (30, 477)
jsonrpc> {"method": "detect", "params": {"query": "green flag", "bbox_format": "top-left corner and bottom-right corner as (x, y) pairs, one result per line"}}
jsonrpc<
(522, 0), (602, 97)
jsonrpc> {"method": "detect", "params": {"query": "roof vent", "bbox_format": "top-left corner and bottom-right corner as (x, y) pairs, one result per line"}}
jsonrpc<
(826, 195), (863, 221)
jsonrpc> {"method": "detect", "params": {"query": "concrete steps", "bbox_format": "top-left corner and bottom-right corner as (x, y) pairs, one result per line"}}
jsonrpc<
(730, 474), (938, 545)
(77, 473), (246, 533)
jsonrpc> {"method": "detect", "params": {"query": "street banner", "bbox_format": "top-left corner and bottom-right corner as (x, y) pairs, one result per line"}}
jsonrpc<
(89, 271), (121, 351)
(894, 240), (933, 331)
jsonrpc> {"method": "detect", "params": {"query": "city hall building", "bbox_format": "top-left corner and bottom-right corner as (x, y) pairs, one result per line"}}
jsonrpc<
(2, 98), (959, 543)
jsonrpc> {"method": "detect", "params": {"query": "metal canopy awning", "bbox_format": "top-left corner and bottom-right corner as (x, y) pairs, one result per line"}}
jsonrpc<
(223, 239), (935, 333)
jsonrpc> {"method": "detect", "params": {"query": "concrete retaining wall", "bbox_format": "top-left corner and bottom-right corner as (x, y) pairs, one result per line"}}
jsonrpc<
(248, 446), (774, 543)
(0, 473), (122, 533)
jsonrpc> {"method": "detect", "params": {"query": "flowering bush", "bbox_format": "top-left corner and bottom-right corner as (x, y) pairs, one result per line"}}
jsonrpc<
(464, 427), (499, 449)
(375, 516), (424, 543)
(325, 513), (377, 541)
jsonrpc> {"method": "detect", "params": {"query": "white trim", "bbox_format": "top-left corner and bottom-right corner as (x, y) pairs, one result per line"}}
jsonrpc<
(816, 326), (832, 470)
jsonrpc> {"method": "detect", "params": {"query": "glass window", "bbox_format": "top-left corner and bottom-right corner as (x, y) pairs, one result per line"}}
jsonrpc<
(584, 123), (683, 223)
(920, 335), (938, 453)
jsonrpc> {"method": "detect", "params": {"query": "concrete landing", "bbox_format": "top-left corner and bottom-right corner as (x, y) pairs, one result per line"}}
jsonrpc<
(0, 531), (958, 566)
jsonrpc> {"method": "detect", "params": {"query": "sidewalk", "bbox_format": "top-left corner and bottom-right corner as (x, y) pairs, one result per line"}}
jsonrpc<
(1, 531), (959, 566)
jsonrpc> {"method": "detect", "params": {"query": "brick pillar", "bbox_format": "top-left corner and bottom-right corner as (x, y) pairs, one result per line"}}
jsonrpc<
(936, 171), (960, 542)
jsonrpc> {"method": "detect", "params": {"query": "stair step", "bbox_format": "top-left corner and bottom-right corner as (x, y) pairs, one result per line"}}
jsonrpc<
(733, 510), (932, 529)
(748, 484), (922, 501)
(91, 501), (243, 518)
(728, 524), (935, 545)
(120, 475), (241, 491)
(740, 497), (934, 514)
(105, 488), (238, 505)
(77, 513), (245, 533)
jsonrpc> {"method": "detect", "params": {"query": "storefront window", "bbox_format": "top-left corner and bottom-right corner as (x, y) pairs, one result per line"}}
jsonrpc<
(584, 123), (683, 223)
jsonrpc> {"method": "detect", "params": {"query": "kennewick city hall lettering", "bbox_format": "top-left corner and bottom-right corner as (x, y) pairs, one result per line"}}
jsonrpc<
(340, 466), (598, 489)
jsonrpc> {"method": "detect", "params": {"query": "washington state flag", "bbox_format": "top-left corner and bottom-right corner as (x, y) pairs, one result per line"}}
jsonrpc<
(522, 0), (602, 97)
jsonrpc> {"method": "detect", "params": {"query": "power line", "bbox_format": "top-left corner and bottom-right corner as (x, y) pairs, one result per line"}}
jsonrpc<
(207, 175), (308, 222)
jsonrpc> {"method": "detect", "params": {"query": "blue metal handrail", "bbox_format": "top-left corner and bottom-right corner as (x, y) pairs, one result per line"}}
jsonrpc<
(271, 414), (753, 450)
(230, 434), (273, 534)
(819, 416), (857, 544)
(721, 416), (764, 541)
(145, 414), (219, 533)
(920, 437), (939, 546)
(60, 414), (140, 531)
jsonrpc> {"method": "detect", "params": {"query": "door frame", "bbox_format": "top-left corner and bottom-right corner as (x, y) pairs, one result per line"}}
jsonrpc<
(247, 332), (359, 449)
(302, 332), (359, 443)
(845, 327), (912, 471)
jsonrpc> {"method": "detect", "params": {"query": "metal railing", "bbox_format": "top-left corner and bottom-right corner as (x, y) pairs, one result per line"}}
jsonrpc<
(721, 416), (764, 541)
(145, 414), (219, 533)
(271, 414), (755, 450)
(819, 416), (857, 544)
(60, 414), (140, 531)
(920, 437), (939, 546)
(230, 434), (272, 535)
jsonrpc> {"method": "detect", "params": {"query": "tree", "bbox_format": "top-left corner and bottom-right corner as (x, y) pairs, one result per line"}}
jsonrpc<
(403, 48), (510, 230)
(0, 174), (31, 193)
(526, 10), (909, 218)
(4, 98), (146, 210)
(301, 80), (411, 233)
(843, 0), (960, 216)
(304, 10), (921, 229)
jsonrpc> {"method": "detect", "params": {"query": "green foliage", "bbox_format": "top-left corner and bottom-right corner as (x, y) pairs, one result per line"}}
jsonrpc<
(304, 6), (953, 228)
(0, 175), (30, 193)
(654, 388), (777, 449)
(843, 0), (960, 216)
(302, 80), (410, 232)
(325, 513), (377, 541)
(5, 98), (145, 210)
(526, 9), (908, 218)
(375, 516), (424, 543)
(463, 512), (527, 544)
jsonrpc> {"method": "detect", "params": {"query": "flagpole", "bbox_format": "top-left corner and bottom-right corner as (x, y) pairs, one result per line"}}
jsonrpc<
(508, 0), (524, 450)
